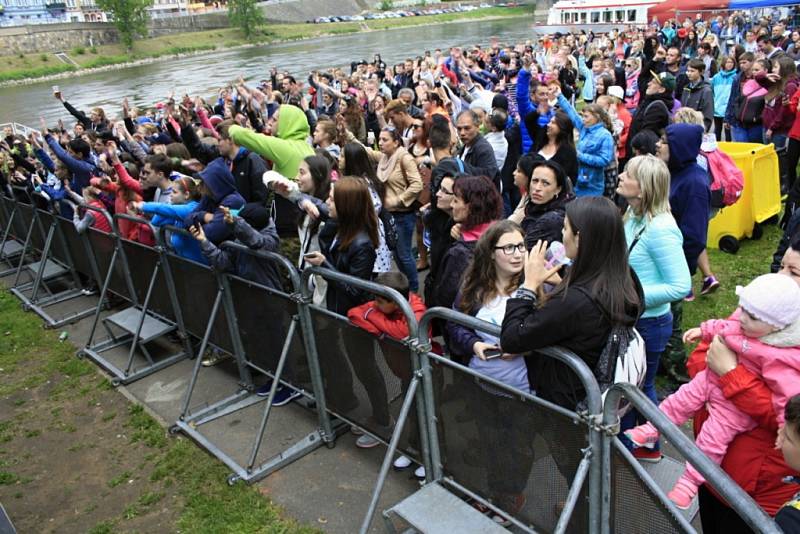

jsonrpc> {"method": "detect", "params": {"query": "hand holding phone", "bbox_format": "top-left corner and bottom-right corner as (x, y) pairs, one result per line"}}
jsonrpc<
(483, 348), (503, 360)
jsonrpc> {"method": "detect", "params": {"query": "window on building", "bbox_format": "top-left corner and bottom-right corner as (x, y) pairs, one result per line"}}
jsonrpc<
(603, 11), (611, 22)
(628, 9), (636, 21)
(591, 11), (599, 23)
(580, 11), (586, 23)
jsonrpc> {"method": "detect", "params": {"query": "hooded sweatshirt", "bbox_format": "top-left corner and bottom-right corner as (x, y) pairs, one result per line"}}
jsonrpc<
(228, 105), (314, 180)
(185, 158), (245, 244)
(711, 68), (737, 118)
(666, 123), (710, 275)
(680, 78), (715, 131)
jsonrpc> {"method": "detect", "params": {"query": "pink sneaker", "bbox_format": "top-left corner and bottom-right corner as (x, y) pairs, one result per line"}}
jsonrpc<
(667, 478), (698, 510)
(625, 422), (659, 449)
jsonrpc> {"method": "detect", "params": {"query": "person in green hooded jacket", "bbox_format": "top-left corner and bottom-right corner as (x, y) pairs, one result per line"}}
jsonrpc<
(230, 104), (315, 237)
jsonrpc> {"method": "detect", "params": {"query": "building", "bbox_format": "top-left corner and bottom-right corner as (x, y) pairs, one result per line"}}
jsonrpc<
(148, 0), (191, 18)
(0, 0), (67, 26)
(64, 0), (106, 22)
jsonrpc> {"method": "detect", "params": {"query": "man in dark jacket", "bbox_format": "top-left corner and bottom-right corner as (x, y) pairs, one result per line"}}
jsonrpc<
(627, 72), (675, 159)
(680, 59), (715, 132)
(659, 123), (710, 380)
(456, 110), (500, 191)
(181, 121), (269, 228)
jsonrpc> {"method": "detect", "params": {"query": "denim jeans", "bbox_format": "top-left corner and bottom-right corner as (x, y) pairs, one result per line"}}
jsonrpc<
(731, 124), (764, 144)
(619, 312), (673, 451)
(391, 211), (419, 293)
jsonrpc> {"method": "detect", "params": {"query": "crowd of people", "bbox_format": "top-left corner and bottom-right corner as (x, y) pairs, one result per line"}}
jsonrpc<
(3, 7), (800, 530)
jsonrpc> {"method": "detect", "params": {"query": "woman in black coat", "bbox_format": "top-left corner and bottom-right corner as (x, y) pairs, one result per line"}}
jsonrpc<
(508, 156), (574, 250)
(305, 176), (390, 428)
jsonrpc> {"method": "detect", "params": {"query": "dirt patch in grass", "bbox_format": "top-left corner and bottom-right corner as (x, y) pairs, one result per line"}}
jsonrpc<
(0, 291), (317, 533)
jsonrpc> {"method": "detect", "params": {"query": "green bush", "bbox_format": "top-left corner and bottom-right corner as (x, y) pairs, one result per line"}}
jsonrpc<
(39, 54), (49, 62)
(72, 46), (86, 55)
(90, 46), (98, 54)
(379, 0), (393, 10)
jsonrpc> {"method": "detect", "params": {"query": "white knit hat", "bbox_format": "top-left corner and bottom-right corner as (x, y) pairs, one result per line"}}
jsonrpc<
(736, 274), (800, 329)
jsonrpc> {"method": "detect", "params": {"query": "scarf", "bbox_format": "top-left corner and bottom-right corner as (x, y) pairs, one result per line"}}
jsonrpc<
(377, 146), (408, 183)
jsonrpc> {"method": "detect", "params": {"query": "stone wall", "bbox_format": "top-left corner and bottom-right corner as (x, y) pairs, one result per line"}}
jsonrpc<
(0, 12), (235, 56)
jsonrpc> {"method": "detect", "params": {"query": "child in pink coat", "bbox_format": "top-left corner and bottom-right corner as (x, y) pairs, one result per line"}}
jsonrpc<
(626, 274), (800, 509)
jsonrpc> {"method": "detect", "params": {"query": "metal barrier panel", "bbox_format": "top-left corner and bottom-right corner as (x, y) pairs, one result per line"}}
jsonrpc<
(227, 274), (305, 384)
(55, 215), (94, 278)
(166, 254), (233, 352)
(428, 352), (590, 532)
(118, 238), (173, 319)
(609, 441), (686, 533)
(306, 305), (421, 460)
(14, 201), (38, 251)
(86, 227), (127, 298)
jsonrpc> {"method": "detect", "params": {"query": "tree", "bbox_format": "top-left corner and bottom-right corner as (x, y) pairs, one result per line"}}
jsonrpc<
(227, 0), (265, 41)
(95, 0), (152, 51)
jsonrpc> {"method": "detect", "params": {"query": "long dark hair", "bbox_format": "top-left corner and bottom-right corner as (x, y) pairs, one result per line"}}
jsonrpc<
(299, 154), (332, 233)
(342, 142), (385, 202)
(550, 110), (575, 149)
(333, 176), (379, 250)
(459, 220), (524, 312)
(544, 197), (640, 323)
(453, 175), (503, 229)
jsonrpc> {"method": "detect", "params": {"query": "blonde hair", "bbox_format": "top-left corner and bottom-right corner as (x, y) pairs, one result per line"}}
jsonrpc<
(624, 155), (672, 219)
(673, 107), (704, 126)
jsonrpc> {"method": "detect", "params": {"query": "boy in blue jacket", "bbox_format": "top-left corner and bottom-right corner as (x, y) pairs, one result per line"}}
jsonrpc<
(184, 157), (245, 244)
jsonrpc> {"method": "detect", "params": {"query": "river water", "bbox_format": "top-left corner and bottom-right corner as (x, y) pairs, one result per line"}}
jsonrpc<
(0, 17), (535, 127)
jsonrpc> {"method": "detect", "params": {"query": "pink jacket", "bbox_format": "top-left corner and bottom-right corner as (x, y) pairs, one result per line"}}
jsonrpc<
(700, 316), (800, 425)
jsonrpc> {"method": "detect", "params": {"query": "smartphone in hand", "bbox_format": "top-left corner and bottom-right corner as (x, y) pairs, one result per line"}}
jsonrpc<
(484, 348), (503, 360)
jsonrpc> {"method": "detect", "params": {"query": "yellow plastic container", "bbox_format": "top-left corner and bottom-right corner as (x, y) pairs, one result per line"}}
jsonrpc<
(707, 142), (781, 252)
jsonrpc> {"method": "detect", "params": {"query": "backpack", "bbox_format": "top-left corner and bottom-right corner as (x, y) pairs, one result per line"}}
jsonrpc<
(573, 288), (646, 417)
(591, 325), (647, 417)
(737, 79), (767, 126)
(702, 148), (744, 208)
(378, 208), (397, 251)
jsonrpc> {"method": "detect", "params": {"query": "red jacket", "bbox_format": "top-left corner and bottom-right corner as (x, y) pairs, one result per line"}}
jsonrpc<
(688, 339), (798, 516)
(347, 293), (427, 341)
(106, 162), (154, 246)
(789, 86), (800, 141)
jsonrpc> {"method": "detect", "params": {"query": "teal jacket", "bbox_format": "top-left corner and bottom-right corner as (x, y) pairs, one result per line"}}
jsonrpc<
(625, 212), (691, 318)
(558, 93), (615, 196)
(711, 69), (737, 118)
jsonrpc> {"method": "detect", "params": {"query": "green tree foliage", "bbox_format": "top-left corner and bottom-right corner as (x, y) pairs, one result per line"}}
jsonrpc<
(227, 0), (265, 40)
(95, 0), (152, 50)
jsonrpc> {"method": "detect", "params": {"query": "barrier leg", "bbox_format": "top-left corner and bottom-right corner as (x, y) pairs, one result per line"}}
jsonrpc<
(588, 422), (603, 534)
(246, 317), (298, 471)
(296, 302), (336, 447)
(178, 290), (223, 420)
(360, 375), (420, 534)
(554, 451), (592, 534)
(122, 264), (162, 376)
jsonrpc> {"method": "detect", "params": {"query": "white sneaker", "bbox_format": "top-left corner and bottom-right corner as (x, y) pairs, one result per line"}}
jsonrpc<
(393, 455), (412, 470)
(414, 465), (425, 479)
(350, 425), (364, 436)
(355, 434), (381, 449)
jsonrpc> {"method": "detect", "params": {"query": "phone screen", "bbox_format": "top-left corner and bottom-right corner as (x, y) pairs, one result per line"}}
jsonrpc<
(484, 349), (502, 360)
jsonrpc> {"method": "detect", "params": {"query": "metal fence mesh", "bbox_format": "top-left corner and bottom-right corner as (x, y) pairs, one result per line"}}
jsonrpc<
(610, 443), (685, 533)
(307, 305), (422, 462)
(431, 359), (589, 532)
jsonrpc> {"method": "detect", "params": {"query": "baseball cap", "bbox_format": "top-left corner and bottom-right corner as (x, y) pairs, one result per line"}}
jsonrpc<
(650, 70), (676, 92)
(608, 85), (625, 100)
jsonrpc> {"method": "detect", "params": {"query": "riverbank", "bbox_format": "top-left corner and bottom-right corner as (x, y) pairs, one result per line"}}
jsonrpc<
(0, 6), (529, 87)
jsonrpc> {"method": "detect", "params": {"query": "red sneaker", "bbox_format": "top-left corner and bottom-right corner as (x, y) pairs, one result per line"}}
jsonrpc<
(632, 448), (663, 463)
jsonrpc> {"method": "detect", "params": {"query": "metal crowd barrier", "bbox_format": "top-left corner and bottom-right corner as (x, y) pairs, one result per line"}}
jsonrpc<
(167, 225), (336, 485)
(79, 212), (192, 385)
(0, 190), (785, 533)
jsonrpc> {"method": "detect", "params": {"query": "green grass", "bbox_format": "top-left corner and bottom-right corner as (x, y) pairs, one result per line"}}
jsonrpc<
(0, 6), (529, 83)
(0, 285), (319, 532)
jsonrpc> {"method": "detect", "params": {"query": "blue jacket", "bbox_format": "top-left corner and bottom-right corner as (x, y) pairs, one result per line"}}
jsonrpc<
(44, 134), (95, 193)
(578, 56), (595, 103)
(666, 123), (710, 275)
(185, 158), (245, 244)
(558, 94), (614, 197)
(141, 200), (206, 265)
(625, 212), (691, 318)
(711, 69), (737, 118)
(517, 68), (552, 154)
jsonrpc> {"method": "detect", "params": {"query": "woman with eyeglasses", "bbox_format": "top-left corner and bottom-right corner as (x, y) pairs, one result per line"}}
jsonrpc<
(432, 175), (503, 338)
(445, 219), (533, 526)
